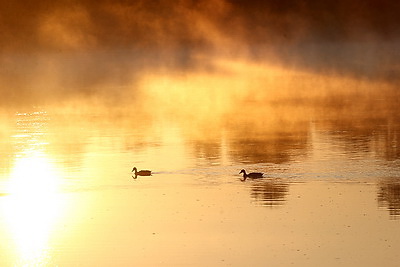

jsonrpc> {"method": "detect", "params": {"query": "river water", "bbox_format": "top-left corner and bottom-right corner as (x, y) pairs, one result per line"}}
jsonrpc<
(0, 71), (399, 266)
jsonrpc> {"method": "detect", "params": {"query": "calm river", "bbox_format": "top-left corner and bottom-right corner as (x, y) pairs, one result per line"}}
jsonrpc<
(0, 71), (399, 266)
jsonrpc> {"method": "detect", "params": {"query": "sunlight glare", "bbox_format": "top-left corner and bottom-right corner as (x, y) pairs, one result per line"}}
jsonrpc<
(3, 151), (64, 265)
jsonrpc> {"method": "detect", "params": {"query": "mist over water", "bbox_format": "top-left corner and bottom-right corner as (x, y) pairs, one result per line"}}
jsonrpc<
(1, 1), (400, 266)
(1, 0), (399, 220)
(1, 0), (400, 105)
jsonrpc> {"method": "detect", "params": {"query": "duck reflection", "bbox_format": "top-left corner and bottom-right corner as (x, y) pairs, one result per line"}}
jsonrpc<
(378, 179), (400, 219)
(249, 179), (289, 207)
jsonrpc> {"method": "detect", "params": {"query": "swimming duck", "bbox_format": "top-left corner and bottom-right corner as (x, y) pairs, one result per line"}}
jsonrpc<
(239, 169), (263, 180)
(132, 167), (152, 178)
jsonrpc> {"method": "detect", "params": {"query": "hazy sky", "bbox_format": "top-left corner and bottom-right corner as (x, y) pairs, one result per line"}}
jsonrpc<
(1, 0), (399, 103)
(1, 0), (399, 52)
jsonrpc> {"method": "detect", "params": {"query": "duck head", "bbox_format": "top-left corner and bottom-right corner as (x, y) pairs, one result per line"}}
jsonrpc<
(239, 169), (246, 175)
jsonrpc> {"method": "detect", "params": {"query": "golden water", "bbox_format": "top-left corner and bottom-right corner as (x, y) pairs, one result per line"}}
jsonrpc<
(0, 72), (399, 266)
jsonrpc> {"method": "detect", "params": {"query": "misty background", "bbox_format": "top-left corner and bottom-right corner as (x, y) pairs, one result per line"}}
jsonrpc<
(1, 0), (400, 220)
(1, 0), (399, 105)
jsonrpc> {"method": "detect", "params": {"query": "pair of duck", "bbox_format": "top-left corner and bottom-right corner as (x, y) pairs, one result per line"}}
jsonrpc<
(132, 167), (263, 180)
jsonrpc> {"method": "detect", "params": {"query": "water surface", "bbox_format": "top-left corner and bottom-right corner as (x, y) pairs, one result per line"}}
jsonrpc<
(0, 87), (399, 266)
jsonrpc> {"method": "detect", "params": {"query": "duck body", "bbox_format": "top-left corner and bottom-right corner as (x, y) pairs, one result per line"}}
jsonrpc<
(239, 169), (263, 180)
(132, 167), (152, 177)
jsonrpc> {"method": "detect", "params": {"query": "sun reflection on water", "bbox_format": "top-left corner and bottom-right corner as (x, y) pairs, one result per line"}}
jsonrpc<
(1, 110), (65, 266)
(3, 152), (64, 266)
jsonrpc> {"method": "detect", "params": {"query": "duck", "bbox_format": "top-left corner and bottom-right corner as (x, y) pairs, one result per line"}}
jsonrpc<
(132, 167), (152, 178)
(239, 169), (263, 180)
